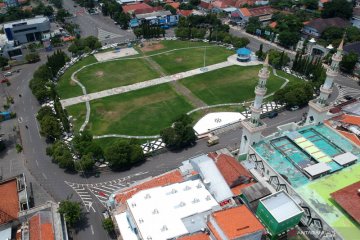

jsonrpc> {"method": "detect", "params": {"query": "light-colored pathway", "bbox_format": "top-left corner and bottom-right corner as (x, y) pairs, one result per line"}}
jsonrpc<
(60, 61), (233, 107)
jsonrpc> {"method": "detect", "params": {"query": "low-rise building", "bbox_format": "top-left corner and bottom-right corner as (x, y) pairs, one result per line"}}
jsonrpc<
(256, 191), (304, 237)
(303, 17), (349, 38)
(238, 6), (275, 23)
(4, 16), (50, 44)
(208, 205), (265, 240)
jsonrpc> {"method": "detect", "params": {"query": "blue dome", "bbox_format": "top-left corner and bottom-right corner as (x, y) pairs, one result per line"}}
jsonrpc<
(236, 47), (251, 55)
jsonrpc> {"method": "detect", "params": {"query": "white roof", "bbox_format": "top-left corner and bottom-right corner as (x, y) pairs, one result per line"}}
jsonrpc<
(304, 162), (331, 177)
(4, 16), (49, 29)
(126, 179), (218, 240)
(193, 112), (245, 135)
(332, 152), (358, 166)
(190, 155), (233, 202)
(260, 191), (303, 223)
(115, 213), (138, 240)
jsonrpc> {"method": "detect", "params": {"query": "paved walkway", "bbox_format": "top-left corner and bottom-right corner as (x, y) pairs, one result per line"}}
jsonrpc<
(60, 61), (233, 107)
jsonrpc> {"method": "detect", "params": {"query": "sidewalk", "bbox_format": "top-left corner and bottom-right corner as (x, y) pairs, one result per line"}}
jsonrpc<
(60, 61), (234, 107)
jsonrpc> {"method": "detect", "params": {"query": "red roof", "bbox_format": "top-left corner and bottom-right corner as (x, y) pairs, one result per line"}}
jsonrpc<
(331, 181), (360, 224)
(208, 205), (265, 239)
(248, 6), (275, 17)
(177, 233), (210, 240)
(269, 21), (277, 28)
(177, 9), (193, 17)
(0, 178), (19, 225)
(240, 7), (251, 17)
(115, 170), (183, 204)
(29, 213), (55, 240)
(339, 114), (360, 126)
(122, 3), (153, 14)
(199, 1), (212, 9)
(337, 130), (360, 146)
(168, 2), (180, 9)
(208, 153), (252, 188)
(231, 182), (256, 195)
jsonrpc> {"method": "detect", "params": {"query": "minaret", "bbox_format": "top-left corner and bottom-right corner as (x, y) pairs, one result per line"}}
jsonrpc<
(239, 55), (269, 156)
(305, 39), (343, 125)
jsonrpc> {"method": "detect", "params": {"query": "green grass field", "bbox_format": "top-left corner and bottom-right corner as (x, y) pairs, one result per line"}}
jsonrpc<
(139, 40), (216, 55)
(151, 46), (233, 74)
(180, 65), (285, 105)
(56, 56), (97, 99)
(296, 163), (360, 239)
(66, 84), (194, 136)
(76, 58), (160, 94)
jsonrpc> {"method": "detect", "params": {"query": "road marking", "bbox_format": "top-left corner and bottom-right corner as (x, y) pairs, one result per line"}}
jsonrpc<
(34, 115), (41, 138)
(32, 148), (35, 153)
(35, 160), (39, 167)
(90, 225), (94, 235)
(42, 173), (48, 180)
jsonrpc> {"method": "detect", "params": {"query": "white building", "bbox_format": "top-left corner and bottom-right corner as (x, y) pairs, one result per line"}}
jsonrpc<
(115, 179), (221, 240)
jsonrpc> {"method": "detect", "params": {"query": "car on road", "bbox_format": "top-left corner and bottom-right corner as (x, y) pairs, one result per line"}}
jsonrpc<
(4, 72), (12, 77)
(268, 112), (278, 118)
(102, 210), (109, 219)
(290, 106), (299, 111)
(344, 95), (353, 100)
(74, 5), (77, 7)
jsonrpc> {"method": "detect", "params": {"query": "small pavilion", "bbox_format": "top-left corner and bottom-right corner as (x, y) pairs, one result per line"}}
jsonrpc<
(236, 47), (251, 62)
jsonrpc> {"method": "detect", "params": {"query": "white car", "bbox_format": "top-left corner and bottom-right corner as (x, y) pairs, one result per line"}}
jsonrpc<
(290, 106), (299, 111)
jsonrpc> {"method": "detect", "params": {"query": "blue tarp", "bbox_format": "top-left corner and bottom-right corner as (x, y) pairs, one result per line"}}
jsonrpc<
(236, 47), (251, 55)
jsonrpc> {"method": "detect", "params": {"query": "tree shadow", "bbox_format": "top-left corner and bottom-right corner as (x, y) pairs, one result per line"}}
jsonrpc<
(73, 211), (90, 234)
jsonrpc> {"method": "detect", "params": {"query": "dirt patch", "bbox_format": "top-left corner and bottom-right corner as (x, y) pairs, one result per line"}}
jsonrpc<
(96, 71), (104, 77)
(175, 57), (183, 63)
(140, 41), (165, 52)
(70, 80), (77, 86)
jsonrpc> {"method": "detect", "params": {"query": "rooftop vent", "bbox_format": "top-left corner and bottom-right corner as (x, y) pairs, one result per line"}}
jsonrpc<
(145, 193), (151, 199)
(184, 185), (191, 191)
(196, 183), (202, 188)
(152, 208), (159, 214)
(161, 225), (168, 232)
(205, 195), (211, 201)
(171, 189), (177, 194)
(192, 198), (200, 204)
(139, 218), (144, 223)
(131, 203), (136, 207)
(179, 201), (186, 207)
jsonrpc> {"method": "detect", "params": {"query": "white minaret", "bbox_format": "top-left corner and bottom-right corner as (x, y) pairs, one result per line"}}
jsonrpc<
(305, 39), (344, 125)
(239, 55), (269, 156)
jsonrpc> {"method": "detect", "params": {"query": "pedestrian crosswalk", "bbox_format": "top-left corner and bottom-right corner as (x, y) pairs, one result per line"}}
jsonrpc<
(97, 28), (123, 41)
(65, 172), (148, 212)
(335, 84), (360, 103)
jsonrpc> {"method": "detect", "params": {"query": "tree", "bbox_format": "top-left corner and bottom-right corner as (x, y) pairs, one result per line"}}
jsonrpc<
(160, 114), (197, 150)
(39, 115), (62, 140)
(102, 218), (115, 233)
(56, 9), (70, 22)
(105, 140), (145, 170)
(0, 56), (8, 68)
(75, 154), (95, 172)
(321, 27), (344, 44)
(278, 31), (300, 48)
(164, 4), (177, 15)
(246, 17), (261, 34)
(116, 12), (131, 29)
(274, 82), (314, 107)
(321, 0), (353, 19)
(302, 0), (318, 10)
(50, 0), (63, 9)
(58, 200), (82, 228)
(268, 49), (290, 69)
(256, 44), (264, 60)
(340, 52), (359, 74)
(37, 106), (55, 121)
(25, 53), (40, 63)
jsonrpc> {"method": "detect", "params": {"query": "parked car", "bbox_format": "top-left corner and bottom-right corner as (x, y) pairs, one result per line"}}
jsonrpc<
(268, 112), (278, 118)
(290, 106), (299, 111)
(344, 95), (353, 100)
(4, 72), (12, 77)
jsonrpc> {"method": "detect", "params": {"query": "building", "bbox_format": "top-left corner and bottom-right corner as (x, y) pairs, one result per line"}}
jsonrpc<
(116, 0), (143, 5)
(331, 181), (360, 224)
(325, 114), (360, 146)
(241, 182), (272, 211)
(115, 179), (221, 240)
(302, 17), (349, 38)
(256, 191), (304, 237)
(208, 205), (265, 240)
(238, 6), (275, 23)
(135, 10), (177, 26)
(318, 0), (329, 9)
(239, 55), (269, 155)
(236, 47), (251, 62)
(351, 8), (360, 29)
(4, 16), (50, 44)
(5, 0), (19, 7)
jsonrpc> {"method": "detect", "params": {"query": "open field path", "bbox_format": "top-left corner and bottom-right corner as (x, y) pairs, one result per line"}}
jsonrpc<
(143, 53), (208, 108)
(60, 61), (233, 107)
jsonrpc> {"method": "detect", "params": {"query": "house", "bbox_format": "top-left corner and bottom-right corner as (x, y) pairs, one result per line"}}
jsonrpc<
(198, 0), (213, 12)
(135, 10), (177, 26)
(177, 9), (194, 17)
(208, 205), (265, 240)
(239, 6), (275, 23)
(122, 3), (154, 14)
(351, 7), (360, 29)
(303, 17), (350, 38)
(116, 0), (143, 5)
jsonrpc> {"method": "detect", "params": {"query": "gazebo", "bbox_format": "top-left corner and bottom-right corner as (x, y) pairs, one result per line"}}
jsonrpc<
(236, 47), (251, 62)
